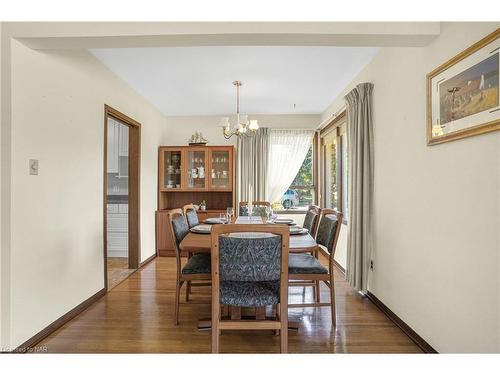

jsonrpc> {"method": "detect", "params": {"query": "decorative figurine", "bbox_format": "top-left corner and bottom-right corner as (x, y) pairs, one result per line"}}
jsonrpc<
(188, 131), (208, 146)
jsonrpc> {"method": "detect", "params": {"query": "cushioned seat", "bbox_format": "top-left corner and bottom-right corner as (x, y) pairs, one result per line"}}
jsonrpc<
(181, 253), (211, 275)
(288, 253), (328, 274)
(220, 280), (280, 307)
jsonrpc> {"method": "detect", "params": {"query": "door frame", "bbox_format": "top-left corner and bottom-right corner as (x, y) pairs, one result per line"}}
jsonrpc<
(103, 105), (141, 289)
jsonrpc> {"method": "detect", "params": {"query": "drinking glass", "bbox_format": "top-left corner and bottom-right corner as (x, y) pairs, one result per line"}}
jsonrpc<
(226, 207), (234, 222)
(219, 213), (226, 223)
(265, 206), (272, 221)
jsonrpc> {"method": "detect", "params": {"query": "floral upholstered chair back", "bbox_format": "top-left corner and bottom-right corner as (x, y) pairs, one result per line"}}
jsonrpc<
(218, 234), (282, 282)
(238, 201), (271, 217)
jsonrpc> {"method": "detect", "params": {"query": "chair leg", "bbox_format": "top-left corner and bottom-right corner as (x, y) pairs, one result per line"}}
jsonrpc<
(212, 309), (220, 353)
(315, 280), (320, 302)
(280, 302), (288, 353)
(185, 281), (191, 302)
(274, 303), (280, 336)
(329, 274), (336, 326)
(211, 324), (220, 353)
(174, 280), (183, 325)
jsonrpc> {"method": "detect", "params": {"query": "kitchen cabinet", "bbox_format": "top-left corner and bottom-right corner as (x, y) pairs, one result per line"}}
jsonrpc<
(119, 125), (129, 157)
(107, 117), (129, 174)
(107, 119), (120, 173)
(107, 203), (128, 258)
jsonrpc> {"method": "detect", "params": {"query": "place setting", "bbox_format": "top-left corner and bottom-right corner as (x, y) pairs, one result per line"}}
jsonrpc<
(190, 224), (212, 234)
(192, 210), (235, 233)
(265, 216), (309, 235)
(288, 225), (309, 235)
(268, 217), (296, 225)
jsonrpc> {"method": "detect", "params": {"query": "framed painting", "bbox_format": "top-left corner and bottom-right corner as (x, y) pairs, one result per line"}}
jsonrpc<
(427, 29), (500, 145)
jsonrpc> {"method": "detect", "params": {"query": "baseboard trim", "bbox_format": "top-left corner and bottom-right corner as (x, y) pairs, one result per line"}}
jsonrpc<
(12, 252), (158, 353)
(12, 288), (106, 353)
(333, 259), (345, 275)
(365, 291), (438, 354)
(139, 253), (157, 268)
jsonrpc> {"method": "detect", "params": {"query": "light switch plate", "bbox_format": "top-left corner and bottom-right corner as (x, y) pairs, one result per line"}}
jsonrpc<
(29, 159), (38, 175)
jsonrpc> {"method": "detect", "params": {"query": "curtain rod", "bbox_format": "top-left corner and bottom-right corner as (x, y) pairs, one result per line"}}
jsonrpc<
(315, 106), (346, 131)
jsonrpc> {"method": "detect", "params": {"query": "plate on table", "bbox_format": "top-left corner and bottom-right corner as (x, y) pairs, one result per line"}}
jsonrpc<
(190, 224), (212, 234)
(204, 218), (228, 224)
(271, 218), (296, 225)
(289, 226), (309, 235)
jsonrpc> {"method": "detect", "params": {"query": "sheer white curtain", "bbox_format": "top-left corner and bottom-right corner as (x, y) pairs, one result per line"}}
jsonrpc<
(268, 129), (314, 204)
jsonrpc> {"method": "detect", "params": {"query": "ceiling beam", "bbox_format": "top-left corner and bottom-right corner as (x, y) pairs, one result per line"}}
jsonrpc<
(3, 22), (441, 49)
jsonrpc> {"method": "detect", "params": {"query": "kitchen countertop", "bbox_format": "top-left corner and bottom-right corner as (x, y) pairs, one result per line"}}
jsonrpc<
(107, 195), (128, 204)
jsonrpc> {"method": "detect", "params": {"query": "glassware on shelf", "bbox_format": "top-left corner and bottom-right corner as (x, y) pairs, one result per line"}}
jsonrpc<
(164, 150), (182, 189)
(188, 150), (206, 188)
(211, 151), (230, 188)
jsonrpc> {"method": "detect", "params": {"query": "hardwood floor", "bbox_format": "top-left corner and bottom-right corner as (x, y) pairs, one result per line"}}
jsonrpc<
(40, 257), (422, 353)
(107, 257), (135, 290)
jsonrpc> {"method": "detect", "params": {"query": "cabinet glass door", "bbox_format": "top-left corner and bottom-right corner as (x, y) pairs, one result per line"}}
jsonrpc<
(162, 149), (182, 189)
(186, 149), (207, 189)
(210, 149), (231, 190)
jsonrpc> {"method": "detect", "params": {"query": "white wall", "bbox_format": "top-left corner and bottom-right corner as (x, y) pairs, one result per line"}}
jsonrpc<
(0, 21), (3, 347)
(164, 114), (319, 146)
(6, 40), (166, 348)
(321, 22), (500, 353)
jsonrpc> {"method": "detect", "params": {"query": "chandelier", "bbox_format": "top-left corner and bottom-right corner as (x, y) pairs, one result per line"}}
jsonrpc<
(221, 80), (259, 139)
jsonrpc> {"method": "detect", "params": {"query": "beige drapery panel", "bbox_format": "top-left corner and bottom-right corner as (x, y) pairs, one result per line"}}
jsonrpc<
(236, 128), (270, 204)
(345, 82), (374, 293)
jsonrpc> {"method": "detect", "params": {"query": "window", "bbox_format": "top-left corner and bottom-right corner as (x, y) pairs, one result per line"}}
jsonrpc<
(340, 127), (349, 218)
(321, 114), (348, 219)
(272, 143), (316, 211)
(323, 131), (338, 209)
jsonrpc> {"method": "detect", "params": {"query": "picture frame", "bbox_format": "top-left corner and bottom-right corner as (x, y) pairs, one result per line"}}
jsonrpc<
(426, 29), (500, 145)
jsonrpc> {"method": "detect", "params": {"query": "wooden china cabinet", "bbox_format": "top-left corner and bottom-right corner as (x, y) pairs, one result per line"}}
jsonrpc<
(156, 145), (235, 256)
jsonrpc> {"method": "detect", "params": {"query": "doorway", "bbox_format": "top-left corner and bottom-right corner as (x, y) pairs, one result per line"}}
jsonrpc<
(103, 105), (141, 290)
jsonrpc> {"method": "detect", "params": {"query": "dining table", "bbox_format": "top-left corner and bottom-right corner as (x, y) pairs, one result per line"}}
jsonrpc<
(179, 215), (318, 254)
(179, 215), (319, 331)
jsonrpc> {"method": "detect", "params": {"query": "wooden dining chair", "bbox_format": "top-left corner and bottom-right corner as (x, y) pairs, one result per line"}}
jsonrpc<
(182, 203), (199, 228)
(302, 205), (321, 238)
(288, 209), (343, 325)
(168, 209), (211, 325)
(210, 224), (290, 353)
(238, 201), (271, 217)
(289, 205), (322, 302)
(181, 203), (206, 301)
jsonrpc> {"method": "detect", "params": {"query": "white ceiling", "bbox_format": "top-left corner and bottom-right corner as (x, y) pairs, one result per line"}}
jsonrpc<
(90, 46), (379, 116)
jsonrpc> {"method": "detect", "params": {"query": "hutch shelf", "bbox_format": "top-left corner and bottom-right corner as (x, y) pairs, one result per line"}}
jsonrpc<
(156, 145), (235, 256)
